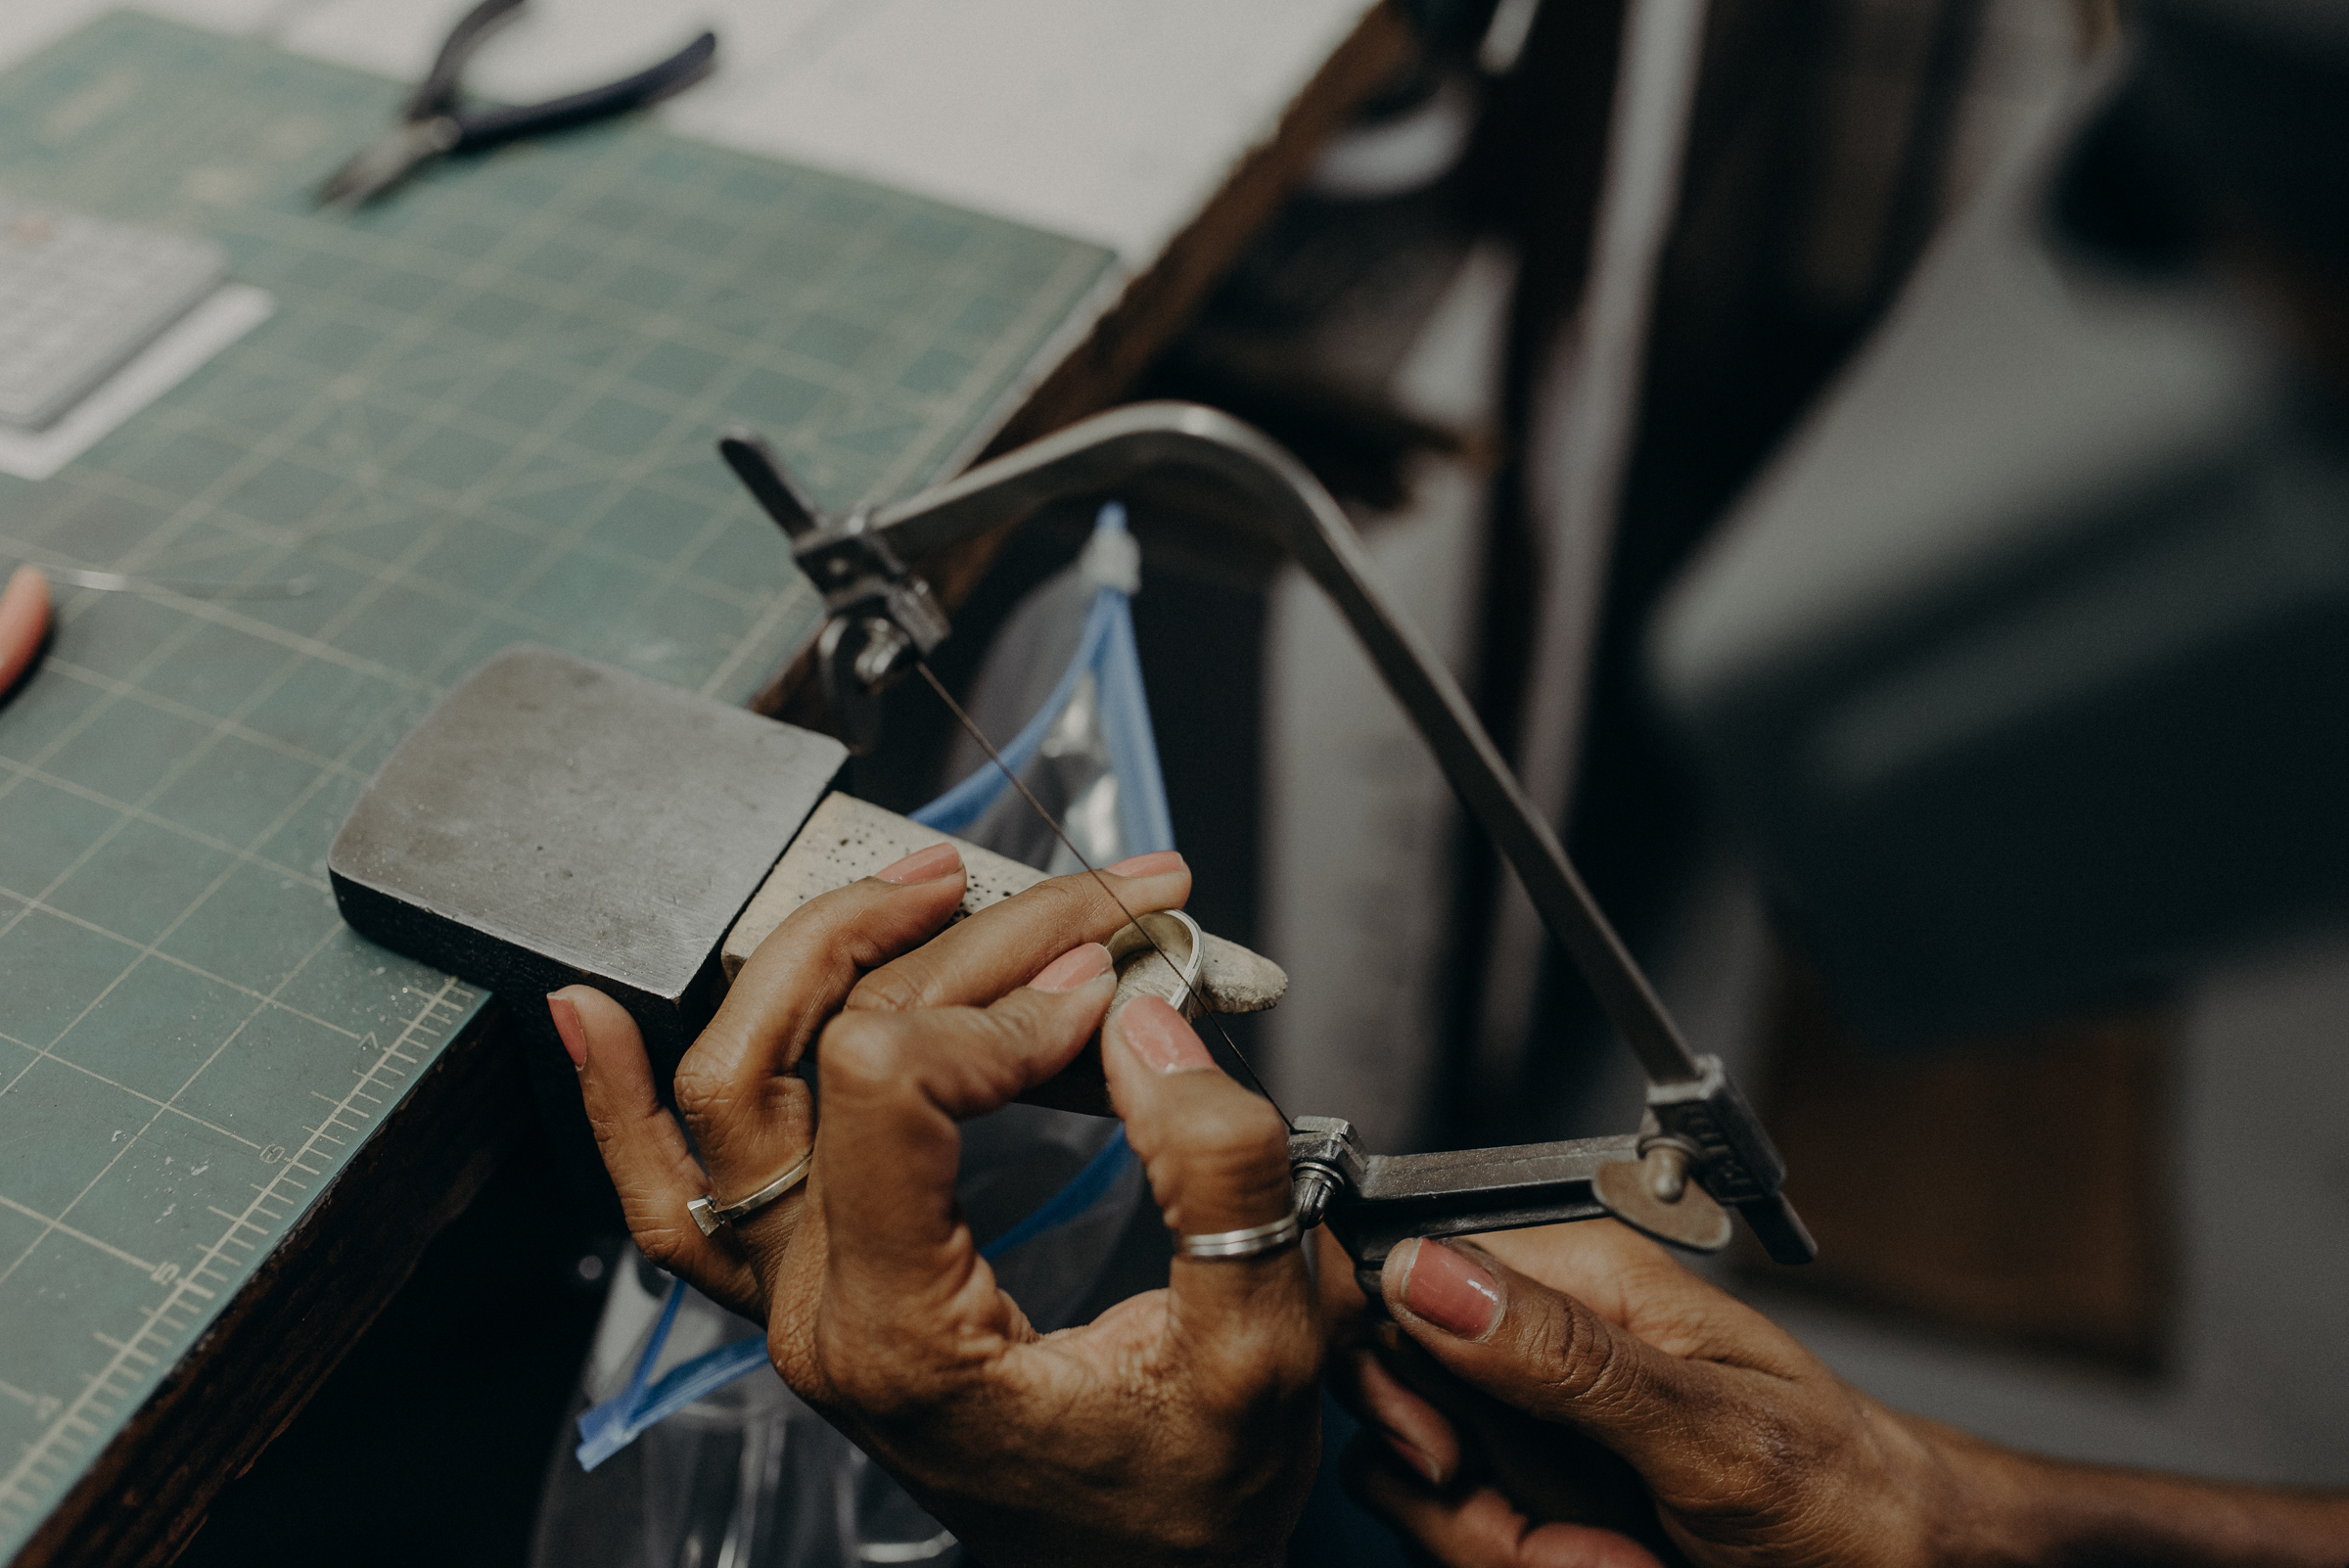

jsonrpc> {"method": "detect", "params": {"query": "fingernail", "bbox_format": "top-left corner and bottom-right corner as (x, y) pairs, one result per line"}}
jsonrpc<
(1115, 994), (1212, 1073)
(874, 843), (962, 884)
(547, 993), (587, 1071)
(1400, 1239), (1501, 1340)
(1106, 850), (1184, 877)
(1031, 942), (1112, 993)
(1384, 1433), (1442, 1484)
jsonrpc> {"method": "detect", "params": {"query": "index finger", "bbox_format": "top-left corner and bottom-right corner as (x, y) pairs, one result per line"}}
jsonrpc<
(846, 851), (1190, 1014)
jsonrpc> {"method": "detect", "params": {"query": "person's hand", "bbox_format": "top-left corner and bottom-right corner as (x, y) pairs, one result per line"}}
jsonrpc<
(551, 838), (1034, 1317)
(1327, 1222), (2349, 1568)
(0, 566), (50, 697)
(1325, 1221), (1977, 1568)
(552, 844), (1321, 1567)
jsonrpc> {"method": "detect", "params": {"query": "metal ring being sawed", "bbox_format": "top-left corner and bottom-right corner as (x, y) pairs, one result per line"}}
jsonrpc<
(1176, 1210), (1302, 1261)
(686, 1149), (812, 1237)
(1104, 908), (1205, 1007)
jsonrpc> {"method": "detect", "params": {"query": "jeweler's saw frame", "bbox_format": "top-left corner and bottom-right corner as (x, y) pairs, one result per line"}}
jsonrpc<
(721, 401), (1816, 1292)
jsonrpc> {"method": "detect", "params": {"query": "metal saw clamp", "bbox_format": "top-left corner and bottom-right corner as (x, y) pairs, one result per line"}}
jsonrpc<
(721, 403), (1816, 1291)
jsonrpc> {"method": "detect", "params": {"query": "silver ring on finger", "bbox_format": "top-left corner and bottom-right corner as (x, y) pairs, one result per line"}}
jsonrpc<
(687, 1148), (812, 1238)
(1176, 1209), (1301, 1261)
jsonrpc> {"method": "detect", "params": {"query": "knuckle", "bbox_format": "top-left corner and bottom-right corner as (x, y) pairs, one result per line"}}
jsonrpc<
(670, 1056), (737, 1115)
(1181, 1096), (1289, 1176)
(677, 1067), (808, 1160)
(744, 911), (850, 990)
(962, 1010), (1048, 1091)
(788, 881), (903, 949)
(1526, 1293), (1624, 1407)
(1006, 875), (1103, 935)
(816, 1013), (908, 1099)
(754, 884), (939, 999)
(846, 954), (935, 1014)
(1160, 1110), (1294, 1231)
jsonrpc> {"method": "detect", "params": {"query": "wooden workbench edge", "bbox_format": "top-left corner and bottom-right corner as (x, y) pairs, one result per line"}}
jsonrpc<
(754, 1), (1417, 723)
(983, 5), (1416, 453)
(12, 1006), (532, 1568)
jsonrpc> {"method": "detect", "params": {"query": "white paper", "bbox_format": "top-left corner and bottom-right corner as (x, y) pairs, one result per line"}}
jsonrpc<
(276, 0), (1376, 263)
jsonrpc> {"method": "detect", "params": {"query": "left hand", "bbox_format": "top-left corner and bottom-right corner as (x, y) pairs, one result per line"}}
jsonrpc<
(778, 990), (1320, 1567)
(554, 848), (1323, 1567)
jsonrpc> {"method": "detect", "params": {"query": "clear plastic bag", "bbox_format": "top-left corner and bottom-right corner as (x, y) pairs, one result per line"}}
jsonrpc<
(530, 1264), (961, 1568)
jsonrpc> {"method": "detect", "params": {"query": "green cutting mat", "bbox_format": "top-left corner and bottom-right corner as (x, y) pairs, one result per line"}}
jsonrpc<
(0, 11), (1115, 1547)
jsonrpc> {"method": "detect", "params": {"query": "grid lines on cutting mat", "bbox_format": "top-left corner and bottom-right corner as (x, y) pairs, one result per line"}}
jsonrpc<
(0, 13), (1115, 1548)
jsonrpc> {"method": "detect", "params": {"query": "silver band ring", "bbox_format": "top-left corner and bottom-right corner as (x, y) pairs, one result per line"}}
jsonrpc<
(686, 1149), (812, 1238)
(1176, 1210), (1301, 1261)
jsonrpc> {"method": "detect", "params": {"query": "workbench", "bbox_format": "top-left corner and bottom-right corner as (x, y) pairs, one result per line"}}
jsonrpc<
(0, 3), (1406, 1560)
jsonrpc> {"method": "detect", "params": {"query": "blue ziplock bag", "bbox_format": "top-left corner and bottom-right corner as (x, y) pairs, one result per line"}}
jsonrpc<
(578, 503), (1168, 1470)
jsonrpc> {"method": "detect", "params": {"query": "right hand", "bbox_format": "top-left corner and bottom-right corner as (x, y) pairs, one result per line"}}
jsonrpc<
(1328, 1220), (2349, 1567)
(1323, 1222), (1976, 1568)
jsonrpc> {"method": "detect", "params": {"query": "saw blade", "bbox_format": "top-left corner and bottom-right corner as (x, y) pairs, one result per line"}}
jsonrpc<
(913, 659), (1291, 1128)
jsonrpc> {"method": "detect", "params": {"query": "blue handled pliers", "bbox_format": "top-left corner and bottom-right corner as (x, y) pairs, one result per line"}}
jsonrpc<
(316, 0), (716, 208)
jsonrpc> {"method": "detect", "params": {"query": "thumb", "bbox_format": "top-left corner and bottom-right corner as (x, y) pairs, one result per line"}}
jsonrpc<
(1380, 1237), (1750, 1501)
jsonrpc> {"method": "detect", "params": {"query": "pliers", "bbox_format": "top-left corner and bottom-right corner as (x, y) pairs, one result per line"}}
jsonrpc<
(316, 0), (716, 208)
